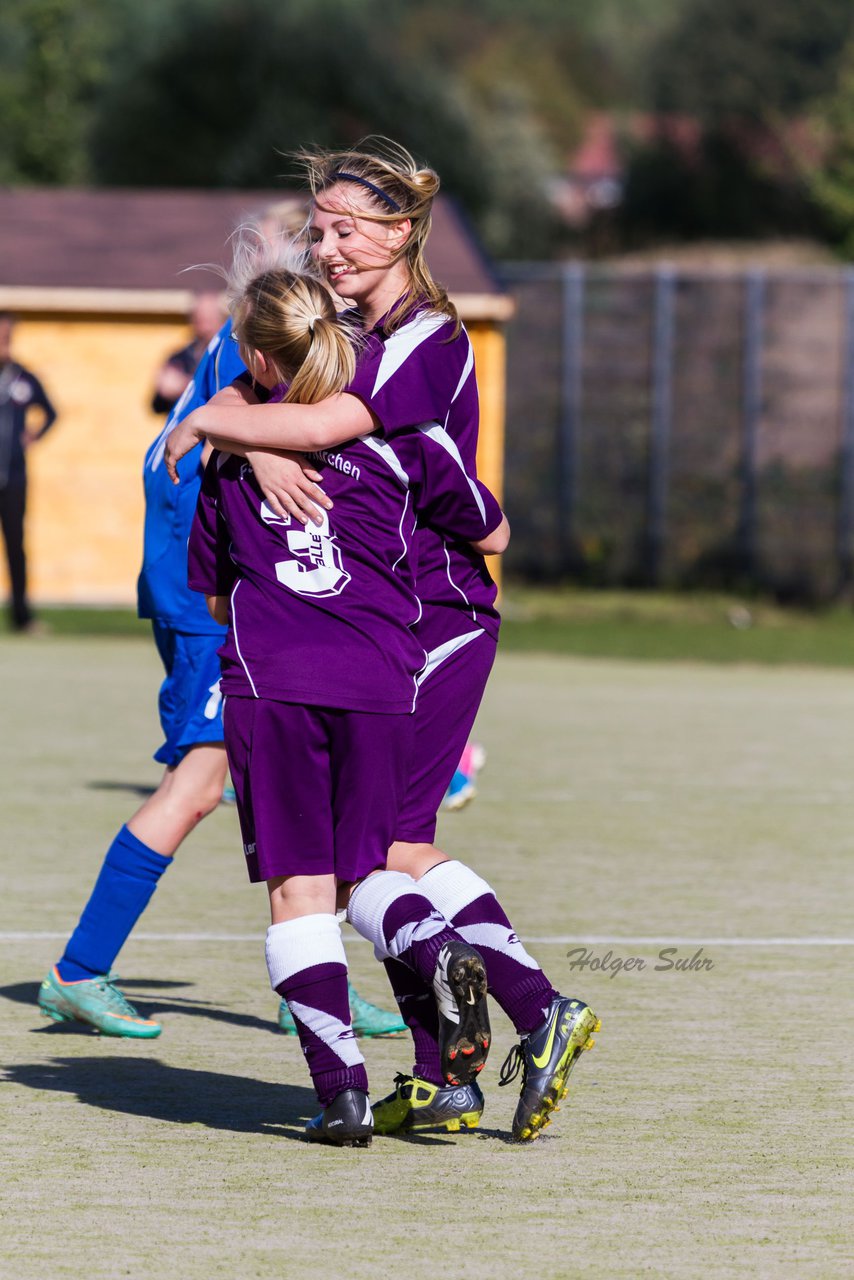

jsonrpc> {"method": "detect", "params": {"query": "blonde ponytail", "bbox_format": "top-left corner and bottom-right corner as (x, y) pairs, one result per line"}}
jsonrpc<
(286, 312), (356, 405)
(228, 237), (357, 404)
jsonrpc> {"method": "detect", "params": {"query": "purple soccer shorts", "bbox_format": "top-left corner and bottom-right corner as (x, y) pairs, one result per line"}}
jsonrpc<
(395, 627), (497, 844)
(224, 696), (414, 884)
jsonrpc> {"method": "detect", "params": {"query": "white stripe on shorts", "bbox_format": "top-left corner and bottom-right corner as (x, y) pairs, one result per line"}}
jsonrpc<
(417, 628), (484, 687)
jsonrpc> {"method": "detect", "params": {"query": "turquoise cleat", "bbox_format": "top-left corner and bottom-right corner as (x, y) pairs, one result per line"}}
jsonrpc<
(278, 981), (407, 1037)
(37, 967), (162, 1038)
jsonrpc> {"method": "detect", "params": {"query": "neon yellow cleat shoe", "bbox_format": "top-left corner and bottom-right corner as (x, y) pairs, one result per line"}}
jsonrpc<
(372, 1073), (484, 1134)
(37, 967), (162, 1039)
(499, 996), (599, 1142)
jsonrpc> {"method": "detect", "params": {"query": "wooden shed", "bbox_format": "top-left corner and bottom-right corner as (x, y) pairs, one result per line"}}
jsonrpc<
(0, 188), (511, 606)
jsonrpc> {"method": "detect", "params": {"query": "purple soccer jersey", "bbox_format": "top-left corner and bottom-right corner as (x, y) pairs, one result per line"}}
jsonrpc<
(187, 391), (502, 714)
(345, 306), (500, 654)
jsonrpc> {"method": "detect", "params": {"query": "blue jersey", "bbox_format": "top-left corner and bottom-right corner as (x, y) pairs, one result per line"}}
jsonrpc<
(137, 319), (246, 633)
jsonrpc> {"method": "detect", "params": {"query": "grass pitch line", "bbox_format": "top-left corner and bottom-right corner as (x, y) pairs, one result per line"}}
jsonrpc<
(2, 931), (853, 946)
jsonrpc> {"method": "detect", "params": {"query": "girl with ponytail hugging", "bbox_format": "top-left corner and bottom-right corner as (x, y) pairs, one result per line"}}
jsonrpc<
(173, 139), (599, 1145)
(189, 248), (507, 1146)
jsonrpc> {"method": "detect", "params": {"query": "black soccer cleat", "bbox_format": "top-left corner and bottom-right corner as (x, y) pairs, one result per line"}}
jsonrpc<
(304, 1088), (373, 1148)
(499, 995), (600, 1142)
(432, 941), (491, 1086)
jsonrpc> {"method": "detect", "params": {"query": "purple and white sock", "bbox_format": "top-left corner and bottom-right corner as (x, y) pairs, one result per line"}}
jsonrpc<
(421, 861), (556, 1035)
(347, 871), (458, 984)
(265, 914), (367, 1106)
(383, 958), (443, 1086)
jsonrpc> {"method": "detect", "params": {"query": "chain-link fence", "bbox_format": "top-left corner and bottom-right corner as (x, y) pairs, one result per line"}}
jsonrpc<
(499, 263), (854, 601)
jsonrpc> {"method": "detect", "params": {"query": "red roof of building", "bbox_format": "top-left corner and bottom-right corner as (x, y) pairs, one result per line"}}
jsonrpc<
(0, 187), (498, 296)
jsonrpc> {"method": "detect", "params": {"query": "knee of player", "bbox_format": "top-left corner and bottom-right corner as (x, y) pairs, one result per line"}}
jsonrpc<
(161, 772), (225, 822)
(194, 781), (227, 820)
(388, 841), (448, 878)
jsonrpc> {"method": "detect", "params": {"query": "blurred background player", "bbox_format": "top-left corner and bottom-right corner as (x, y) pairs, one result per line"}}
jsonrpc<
(0, 312), (58, 633)
(443, 740), (486, 812)
(36, 205), (405, 1041)
(168, 140), (599, 1143)
(150, 291), (226, 415)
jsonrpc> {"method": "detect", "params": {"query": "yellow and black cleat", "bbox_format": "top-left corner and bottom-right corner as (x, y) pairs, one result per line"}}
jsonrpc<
(372, 1073), (484, 1135)
(499, 997), (600, 1142)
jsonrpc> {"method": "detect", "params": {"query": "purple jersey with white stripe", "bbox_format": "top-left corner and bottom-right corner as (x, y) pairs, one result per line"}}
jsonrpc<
(187, 390), (502, 714)
(345, 307), (500, 651)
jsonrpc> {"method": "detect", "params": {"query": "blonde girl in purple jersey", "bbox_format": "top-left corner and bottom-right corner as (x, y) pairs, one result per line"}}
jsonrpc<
(168, 139), (600, 1144)
(191, 249), (509, 1146)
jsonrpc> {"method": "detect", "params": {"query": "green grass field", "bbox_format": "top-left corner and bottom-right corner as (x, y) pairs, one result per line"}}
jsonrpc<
(36, 586), (854, 667)
(1, 634), (852, 1279)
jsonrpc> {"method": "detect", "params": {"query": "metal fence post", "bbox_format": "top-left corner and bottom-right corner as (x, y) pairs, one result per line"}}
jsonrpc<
(645, 266), (675, 584)
(559, 262), (585, 571)
(739, 271), (765, 582)
(837, 269), (854, 591)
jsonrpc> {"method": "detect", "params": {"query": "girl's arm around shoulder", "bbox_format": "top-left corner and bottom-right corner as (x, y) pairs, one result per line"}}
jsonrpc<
(165, 391), (376, 482)
(165, 380), (258, 480)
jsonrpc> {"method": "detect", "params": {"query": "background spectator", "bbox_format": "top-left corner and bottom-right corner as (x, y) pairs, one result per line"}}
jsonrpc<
(0, 312), (58, 632)
(150, 291), (226, 415)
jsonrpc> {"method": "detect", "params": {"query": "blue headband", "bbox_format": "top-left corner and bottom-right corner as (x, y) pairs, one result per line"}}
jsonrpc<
(330, 171), (401, 212)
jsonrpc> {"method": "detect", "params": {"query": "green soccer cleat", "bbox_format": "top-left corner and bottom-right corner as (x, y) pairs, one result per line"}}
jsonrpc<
(278, 982), (407, 1037)
(499, 996), (599, 1142)
(347, 983), (407, 1037)
(37, 967), (162, 1039)
(372, 1073), (484, 1135)
(277, 998), (298, 1034)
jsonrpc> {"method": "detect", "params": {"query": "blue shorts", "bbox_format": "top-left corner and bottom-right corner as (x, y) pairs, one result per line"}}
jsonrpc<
(151, 623), (225, 766)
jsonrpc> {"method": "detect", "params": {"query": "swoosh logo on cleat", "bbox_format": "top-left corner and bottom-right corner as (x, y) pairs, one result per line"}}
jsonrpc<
(466, 987), (476, 1005)
(531, 1007), (564, 1070)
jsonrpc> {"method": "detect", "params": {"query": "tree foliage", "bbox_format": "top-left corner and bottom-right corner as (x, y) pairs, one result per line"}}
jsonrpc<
(614, 0), (854, 247)
(808, 45), (854, 255)
(87, 0), (564, 256)
(10, 0), (854, 255)
(0, 0), (689, 257)
(650, 0), (854, 122)
(0, 0), (117, 183)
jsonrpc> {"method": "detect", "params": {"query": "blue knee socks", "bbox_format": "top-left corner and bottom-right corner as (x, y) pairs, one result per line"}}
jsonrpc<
(56, 826), (172, 982)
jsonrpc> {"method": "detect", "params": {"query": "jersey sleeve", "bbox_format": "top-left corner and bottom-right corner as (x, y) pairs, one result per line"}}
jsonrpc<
(346, 313), (469, 438)
(187, 452), (237, 597)
(392, 424), (503, 544)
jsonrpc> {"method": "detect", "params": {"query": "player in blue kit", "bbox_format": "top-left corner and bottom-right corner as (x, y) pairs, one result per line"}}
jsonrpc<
(167, 140), (600, 1144)
(36, 208), (405, 1043)
(188, 248), (507, 1144)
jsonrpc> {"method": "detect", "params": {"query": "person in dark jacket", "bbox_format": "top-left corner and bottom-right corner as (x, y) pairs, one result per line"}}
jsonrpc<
(0, 312), (58, 632)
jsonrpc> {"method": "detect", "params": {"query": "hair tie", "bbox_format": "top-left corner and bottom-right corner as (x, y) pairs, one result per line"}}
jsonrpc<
(308, 314), (322, 334)
(330, 171), (401, 211)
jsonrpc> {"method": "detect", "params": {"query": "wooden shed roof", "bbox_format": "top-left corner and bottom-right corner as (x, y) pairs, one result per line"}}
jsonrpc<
(0, 187), (503, 308)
